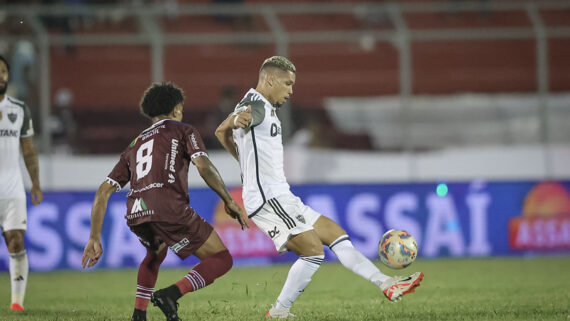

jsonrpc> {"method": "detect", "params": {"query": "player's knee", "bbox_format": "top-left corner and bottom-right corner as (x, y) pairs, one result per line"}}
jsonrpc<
(218, 249), (233, 274)
(142, 246), (167, 270)
(207, 250), (233, 280)
(298, 241), (324, 257)
(305, 247), (325, 257)
(151, 249), (167, 266)
(6, 233), (25, 253)
(287, 231), (325, 256)
(156, 245), (168, 262)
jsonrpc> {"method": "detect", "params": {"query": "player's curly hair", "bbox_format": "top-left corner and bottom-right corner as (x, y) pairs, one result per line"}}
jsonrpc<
(0, 55), (10, 72)
(260, 56), (296, 73)
(140, 82), (184, 118)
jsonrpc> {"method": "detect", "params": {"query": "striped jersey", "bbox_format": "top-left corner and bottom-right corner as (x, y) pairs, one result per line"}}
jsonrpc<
(0, 95), (34, 200)
(232, 88), (290, 216)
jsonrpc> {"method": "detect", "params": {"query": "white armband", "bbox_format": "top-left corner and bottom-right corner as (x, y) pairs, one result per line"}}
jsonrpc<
(104, 177), (121, 192)
(191, 151), (208, 161)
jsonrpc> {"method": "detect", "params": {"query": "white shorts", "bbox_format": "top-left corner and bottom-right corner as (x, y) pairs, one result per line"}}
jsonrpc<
(251, 192), (321, 253)
(0, 198), (28, 233)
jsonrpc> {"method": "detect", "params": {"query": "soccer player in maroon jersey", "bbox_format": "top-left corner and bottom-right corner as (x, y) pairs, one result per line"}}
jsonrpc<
(81, 82), (248, 321)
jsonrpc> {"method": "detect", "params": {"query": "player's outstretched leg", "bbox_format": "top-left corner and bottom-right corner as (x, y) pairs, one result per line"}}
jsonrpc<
(328, 235), (392, 287)
(328, 233), (424, 303)
(316, 218), (396, 294)
(380, 272), (424, 302)
(151, 249), (233, 321)
(131, 246), (167, 321)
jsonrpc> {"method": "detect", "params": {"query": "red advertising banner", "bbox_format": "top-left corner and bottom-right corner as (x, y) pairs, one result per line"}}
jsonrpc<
(508, 182), (570, 250)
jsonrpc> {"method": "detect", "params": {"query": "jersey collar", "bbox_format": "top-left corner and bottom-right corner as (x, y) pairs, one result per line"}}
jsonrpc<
(142, 119), (168, 134)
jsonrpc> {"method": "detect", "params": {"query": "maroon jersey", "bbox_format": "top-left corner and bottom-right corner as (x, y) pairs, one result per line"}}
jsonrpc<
(106, 119), (207, 226)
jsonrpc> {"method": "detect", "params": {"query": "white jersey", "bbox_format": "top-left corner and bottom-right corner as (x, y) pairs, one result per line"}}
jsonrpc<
(232, 88), (290, 216)
(0, 95), (34, 200)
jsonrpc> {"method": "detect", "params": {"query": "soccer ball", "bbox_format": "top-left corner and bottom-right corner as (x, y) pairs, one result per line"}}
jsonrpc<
(378, 229), (418, 269)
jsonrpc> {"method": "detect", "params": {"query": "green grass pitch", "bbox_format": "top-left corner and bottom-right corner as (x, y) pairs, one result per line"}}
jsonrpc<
(1, 257), (569, 321)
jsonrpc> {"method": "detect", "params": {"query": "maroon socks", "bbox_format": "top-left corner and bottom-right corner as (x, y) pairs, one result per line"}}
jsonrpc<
(175, 250), (233, 295)
(134, 247), (167, 310)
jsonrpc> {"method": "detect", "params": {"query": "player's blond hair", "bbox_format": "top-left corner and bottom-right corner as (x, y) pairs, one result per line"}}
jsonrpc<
(260, 56), (296, 73)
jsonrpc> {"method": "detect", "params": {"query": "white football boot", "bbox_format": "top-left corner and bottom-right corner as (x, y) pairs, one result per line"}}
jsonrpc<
(381, 272), (424, 302)
(266, 304), (296, 318)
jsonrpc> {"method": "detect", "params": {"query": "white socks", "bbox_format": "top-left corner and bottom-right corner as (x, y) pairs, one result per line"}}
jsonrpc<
(275, 255), (324, 310)
(10, 250), (28, 306)
(329, 235), (390, 287)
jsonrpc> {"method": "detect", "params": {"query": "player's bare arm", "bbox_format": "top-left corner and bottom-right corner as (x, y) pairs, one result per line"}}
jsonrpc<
(215, 108), (252, 161)
(82, 181), (116, 268)
(192, 155), (249, 229)
(20, 136), (42, 205)
(215, 119), (239, 161)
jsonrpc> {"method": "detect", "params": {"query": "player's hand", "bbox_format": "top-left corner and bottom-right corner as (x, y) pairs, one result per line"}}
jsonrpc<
(225, 200), (249, 230)
(30, 185), (43, 205)
(230, 105), (252, 129)
(82, 238), (103, 268)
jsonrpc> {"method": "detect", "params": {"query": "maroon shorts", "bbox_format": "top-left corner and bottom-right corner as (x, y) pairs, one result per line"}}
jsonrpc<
(130, 213), (213, 260)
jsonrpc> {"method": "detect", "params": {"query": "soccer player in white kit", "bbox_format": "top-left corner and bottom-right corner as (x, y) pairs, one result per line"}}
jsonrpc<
(0, 55), (43, 311)
(216, 56), (424, 318)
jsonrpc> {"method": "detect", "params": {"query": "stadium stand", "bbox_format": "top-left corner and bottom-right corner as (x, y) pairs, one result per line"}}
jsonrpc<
(5, 1), (570, 153)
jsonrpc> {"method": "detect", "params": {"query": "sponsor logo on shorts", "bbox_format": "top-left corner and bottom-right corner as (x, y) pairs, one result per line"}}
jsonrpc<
(170, 238), (190, 253)
(268, 226), (280, 239)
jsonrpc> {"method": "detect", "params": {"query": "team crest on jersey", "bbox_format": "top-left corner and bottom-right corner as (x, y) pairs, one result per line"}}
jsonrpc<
(8, 113), (17, 123)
